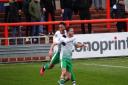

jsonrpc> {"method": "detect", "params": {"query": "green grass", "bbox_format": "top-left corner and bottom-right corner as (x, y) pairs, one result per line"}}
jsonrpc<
(0, 57), (128, 85)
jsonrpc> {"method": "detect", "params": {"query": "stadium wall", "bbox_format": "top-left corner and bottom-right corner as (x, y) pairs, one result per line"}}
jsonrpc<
(1, 32), (128, 63)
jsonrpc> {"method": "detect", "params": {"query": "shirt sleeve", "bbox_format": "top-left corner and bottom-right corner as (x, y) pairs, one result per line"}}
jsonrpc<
(57, 36), (76, 45)
(64, 37), (76, 43)
(53, 31), (59, 42)
(72, 38), (77, 45)
(56, 37), (65, 44)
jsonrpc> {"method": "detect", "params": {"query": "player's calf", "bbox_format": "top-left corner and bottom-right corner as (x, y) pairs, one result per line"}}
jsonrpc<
(58, 69), (67, 85)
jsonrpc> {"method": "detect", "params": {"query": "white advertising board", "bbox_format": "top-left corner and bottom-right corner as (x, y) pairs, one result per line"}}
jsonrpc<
(73, 32), (128, 59)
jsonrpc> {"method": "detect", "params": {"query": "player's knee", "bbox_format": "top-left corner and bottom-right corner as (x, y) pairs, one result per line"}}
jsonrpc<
(61, 69), (67, 75)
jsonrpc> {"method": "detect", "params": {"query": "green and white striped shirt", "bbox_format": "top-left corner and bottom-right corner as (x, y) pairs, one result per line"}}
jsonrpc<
(57, 36), (76, 60)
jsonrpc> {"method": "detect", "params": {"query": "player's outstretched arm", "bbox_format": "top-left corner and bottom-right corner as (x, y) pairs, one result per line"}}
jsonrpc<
(63, 37), (75, 43)
(75, 42), (86, 48)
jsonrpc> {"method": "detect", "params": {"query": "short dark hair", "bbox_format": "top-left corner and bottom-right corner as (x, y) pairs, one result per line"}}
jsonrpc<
(59, 22), (66, 26)
(67, 26), (74, 32)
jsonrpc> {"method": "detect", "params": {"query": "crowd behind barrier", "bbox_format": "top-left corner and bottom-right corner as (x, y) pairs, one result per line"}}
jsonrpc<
(0, 0), (127, 38)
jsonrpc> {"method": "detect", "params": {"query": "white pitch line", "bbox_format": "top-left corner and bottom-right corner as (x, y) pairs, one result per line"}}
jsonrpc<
(83, 63), (128, 69)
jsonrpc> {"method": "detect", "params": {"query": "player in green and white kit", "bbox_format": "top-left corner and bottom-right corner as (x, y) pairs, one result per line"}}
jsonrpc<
(54, 28), (85, 85)
(40, 22), (67, 75)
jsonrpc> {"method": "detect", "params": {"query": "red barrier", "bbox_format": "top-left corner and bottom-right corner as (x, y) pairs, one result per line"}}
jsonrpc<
(48, 14), (52, 33)
(0, 0), (22, 2)
(0, 19), (128, 26)
(4, 25), (8, 46)
(106, 0), (111, 29)
(0, 18), (128, 46)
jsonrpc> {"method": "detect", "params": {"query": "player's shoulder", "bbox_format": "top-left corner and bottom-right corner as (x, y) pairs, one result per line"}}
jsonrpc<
(54, 31), (60, 37)
(72, 36), (76, 40)
(64, 30), (67, 35)
(55, 31), (60, 35)
(67, 36), (76, 42)
(71, 36), (76, 42)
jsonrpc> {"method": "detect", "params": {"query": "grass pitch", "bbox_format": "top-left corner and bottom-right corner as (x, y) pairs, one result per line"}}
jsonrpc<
(0, 57), (128, 85)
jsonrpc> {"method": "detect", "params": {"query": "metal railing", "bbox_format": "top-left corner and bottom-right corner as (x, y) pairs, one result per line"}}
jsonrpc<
(0, 36), (53, 46)
(0, 44), (50, 58)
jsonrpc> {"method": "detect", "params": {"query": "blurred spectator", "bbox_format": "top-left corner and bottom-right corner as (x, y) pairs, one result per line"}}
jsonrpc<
(40, 0), (56, 34)
(125, 0), (128, 31)
(110, 0), (117, 7)
(125, 0), (128, 12)
(38, 13), (45, 36)
(7, 0), (21, 37)
(38, 0), (45, 36)
(92, 0), (104, 11)
(4, 2), (10, 22)
(60, 0), (73, 20)
(0, 3), (4, 12)
(29, 0), (42, 36)
(72, 0), (79, 15)
(23, 0), (31, 36)
(111, 0), (127, 32)
(77, 0), (92, 34)
(17, 1), (22, 21)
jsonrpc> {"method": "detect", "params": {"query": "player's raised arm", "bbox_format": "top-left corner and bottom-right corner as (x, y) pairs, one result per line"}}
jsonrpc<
(75, 42), (87, 48)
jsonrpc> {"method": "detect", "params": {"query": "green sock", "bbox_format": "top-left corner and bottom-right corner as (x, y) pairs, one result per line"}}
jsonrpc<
(71, 71), (76, 81)
(44, 63), (50, 70)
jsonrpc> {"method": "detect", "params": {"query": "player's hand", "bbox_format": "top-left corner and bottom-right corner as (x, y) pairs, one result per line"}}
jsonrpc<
(77, 42), (87, 48)
(18, 10), (22, 13)
(61, 9), (64, 14)
(43, 8), (46, 12)
(18, 10), (22, 15)
(83, 43), (88, 48)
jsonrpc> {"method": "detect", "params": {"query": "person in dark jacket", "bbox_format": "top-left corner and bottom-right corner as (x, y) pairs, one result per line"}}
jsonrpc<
(29, 0), (41, 36)
(4, 2), (10, 22)
(60, 0), (74, 20)
(93, 0), (104, 10)
(77, 0), (92, 34)
(7, 0), (20, 23)
(40, 0), (56, 34)
(111, 0), (127, 32)
(7, 0), (21, 38)
(110, 0), (117, 7)
(23, 0), (31, 36)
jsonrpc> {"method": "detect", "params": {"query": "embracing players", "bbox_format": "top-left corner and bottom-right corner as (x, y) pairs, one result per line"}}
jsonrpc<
(51, 27), (85, 85)
(40, 22), (67, 75)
